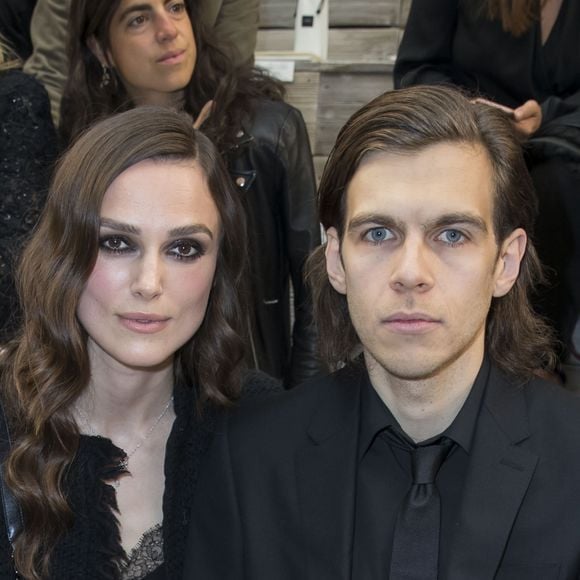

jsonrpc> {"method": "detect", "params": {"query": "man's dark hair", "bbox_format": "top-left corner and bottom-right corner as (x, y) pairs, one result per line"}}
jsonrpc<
(306, 84), (556, 379)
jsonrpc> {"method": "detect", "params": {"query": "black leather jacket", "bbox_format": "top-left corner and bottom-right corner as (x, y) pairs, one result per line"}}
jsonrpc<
(227, 99), (323, 387)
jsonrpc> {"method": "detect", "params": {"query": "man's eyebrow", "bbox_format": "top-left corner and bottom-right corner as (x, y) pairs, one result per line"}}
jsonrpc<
(347, 213), (402, 232)
(346, 212), (489, 235)
(99, 219), (214, 240)
(426, 213), (489, 234)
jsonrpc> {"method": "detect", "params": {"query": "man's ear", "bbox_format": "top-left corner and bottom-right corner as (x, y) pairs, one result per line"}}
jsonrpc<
(493, 228), (527, 297)
(87, 35), (112, 67)
(325, 227), (347, 295)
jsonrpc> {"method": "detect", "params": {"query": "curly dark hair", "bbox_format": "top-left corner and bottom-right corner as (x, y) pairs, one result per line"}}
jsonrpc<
(60, 0), (284, 149)
(306, 84), (556, 378)
(0, 106), (248, 579)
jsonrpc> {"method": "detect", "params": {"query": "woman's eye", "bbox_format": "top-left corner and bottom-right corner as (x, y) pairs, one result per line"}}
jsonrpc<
(363, 227), (392, 244)
(99, 236), (132, 254)
(169, 2), (186, 14)
(438, 229), (465, 246)
(128, 14), (147, 28)
(168, 240), (202, 260)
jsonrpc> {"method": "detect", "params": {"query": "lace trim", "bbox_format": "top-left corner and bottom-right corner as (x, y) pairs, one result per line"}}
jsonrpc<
(120, 523), (164, 580)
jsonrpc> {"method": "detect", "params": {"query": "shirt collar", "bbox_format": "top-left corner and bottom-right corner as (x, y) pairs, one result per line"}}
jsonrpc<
(358, 357), (491, 458)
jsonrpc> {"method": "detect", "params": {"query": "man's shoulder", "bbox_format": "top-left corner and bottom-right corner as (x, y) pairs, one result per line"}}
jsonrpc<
(489, 366), (580, 441)
(227, 365), (364, 439)
(523, 374), (580, 432)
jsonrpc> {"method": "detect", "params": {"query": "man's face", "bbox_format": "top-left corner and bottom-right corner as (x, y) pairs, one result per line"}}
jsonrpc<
(325, 142), (525, 382)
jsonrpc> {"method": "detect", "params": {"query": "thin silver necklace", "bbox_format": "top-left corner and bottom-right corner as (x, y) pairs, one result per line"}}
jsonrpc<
(77, 395), (174, 485)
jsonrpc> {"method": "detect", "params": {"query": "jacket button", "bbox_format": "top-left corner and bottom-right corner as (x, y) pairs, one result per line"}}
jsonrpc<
(235, 176), (246, 188)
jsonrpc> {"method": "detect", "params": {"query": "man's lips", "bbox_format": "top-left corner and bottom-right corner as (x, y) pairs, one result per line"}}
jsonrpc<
(382, 312), (441, 334)
(118, 313), (171, 334)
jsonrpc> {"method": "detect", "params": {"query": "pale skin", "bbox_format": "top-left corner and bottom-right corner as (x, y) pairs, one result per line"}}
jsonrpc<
(75, 159), (220, 553)
(325, 144), (526, 442)
(472, 0), (564, 138)
(88, 0), (213, 127)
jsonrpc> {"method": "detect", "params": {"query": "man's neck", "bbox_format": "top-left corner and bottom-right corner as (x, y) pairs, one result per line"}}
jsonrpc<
(365, 351), (484, 443)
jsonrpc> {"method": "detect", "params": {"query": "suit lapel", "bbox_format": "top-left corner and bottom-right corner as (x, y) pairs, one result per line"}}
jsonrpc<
(296, 365), (365, 580)
(445, 367), (539, 580)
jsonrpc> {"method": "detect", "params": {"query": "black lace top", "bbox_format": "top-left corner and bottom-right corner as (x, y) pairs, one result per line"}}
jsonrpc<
(122, 523), (164, 579)
(0, 372), (281, 579)
(0, 69), (57, 341)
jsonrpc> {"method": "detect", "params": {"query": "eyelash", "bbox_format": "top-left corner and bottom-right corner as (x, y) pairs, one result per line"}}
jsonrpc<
(363, 227), (392, 245)
(361, 228), (468, 248)
(437, 229), (467, 247)
(127, 2), (185, 27)
(98, 236), (204, 261)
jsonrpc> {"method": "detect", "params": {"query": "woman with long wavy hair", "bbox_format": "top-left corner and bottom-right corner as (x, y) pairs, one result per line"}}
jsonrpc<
(0, 105), (277, 579)
(59, 0), (323, 387)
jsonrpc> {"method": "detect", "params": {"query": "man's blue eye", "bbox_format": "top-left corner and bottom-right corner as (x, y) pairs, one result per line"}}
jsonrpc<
(365, 228), (391, 243)
(441, 230), (464, 244)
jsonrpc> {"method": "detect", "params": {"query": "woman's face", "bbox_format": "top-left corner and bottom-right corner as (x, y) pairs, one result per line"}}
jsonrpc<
(77, 158), (220, 373)
(106, 0), (196, 106)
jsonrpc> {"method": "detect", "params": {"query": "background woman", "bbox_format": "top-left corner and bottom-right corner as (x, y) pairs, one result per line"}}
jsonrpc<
(0, 106), (276, 579)
(0, 35), (56, 343)
(394, 0), (580, 380)
(60, 0), (323, 387)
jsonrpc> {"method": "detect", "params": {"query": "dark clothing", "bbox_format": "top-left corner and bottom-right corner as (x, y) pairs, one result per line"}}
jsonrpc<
(185, 361), (580, 579)
(0, 69), (57, 342)
(353, 360), (487, 577)
(394, 0), (580, 125)
(227, 99), (323, 387)
(0, 372), (281, 579)
(0, 0), (37, 60)
(394, 0), (580, 355)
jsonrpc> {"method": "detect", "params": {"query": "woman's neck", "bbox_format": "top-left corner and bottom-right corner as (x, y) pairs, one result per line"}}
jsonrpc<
(75, 358), (174, 441)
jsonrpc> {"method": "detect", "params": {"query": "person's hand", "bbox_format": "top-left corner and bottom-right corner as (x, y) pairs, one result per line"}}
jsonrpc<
(193, 100), (214, 129)
(512, 99), (542, 137)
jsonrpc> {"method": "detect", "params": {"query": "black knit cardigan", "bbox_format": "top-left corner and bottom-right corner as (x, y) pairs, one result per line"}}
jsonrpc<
(0, 373), (281, 579)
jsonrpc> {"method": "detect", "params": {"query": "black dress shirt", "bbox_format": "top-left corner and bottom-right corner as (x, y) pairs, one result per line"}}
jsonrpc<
(352, 359), (490, 578)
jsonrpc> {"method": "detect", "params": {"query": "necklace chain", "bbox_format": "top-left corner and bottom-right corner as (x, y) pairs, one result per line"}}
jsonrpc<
(77, 395), (174, 472)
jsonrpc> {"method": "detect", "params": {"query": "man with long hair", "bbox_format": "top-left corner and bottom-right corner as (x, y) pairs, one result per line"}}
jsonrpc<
(185, 85), (580, 580)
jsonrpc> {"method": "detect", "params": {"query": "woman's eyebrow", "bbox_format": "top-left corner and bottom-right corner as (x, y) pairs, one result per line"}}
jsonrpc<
(169, 224), (214, 239)
(99, 219), (214, 240)
(100, 218), (139, 234)
(116, 3), (151, 22)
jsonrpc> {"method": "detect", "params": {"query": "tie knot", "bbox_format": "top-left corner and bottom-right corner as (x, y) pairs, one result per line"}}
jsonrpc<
(411, 440), (451, 484)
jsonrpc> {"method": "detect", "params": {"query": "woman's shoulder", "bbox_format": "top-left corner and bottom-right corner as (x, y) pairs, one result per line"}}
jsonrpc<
(239, 369), (283, 403)
(0, 69), (50, 101)
(0, 69), (54, 131)
(244, 98), (305, 138)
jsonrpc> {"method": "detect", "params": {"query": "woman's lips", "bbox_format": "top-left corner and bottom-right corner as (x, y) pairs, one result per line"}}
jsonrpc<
(158, 49), (186, 65)
(118, 313), (170, 334)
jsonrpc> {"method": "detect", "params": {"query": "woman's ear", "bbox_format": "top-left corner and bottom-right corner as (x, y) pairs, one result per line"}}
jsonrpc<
(325, 227), (347, 295)
(492, 228), (527, 298)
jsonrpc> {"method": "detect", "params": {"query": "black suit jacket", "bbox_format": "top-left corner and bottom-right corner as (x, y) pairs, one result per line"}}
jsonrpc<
(185, 363), (580, 580)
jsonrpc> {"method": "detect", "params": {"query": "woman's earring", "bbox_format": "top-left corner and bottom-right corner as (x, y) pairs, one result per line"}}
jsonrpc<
(100, 64), (111, 89)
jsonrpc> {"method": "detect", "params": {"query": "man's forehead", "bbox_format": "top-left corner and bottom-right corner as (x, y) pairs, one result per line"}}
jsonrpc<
(343, 143), (495, 228)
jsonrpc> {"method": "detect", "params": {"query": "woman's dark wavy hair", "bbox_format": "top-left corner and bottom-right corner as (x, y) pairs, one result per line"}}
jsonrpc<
(0, 106), (248, 579)
(306, 84), (557, 378)
(60, 0), (284, 149)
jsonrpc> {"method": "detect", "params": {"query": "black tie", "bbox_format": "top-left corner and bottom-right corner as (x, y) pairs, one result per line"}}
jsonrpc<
(389, 439), (452, 580)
